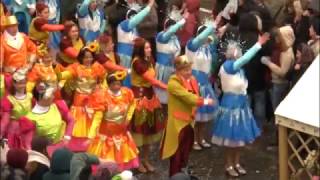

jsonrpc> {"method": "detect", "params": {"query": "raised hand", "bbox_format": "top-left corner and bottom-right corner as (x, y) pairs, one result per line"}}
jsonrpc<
(258, 33), (270, 46)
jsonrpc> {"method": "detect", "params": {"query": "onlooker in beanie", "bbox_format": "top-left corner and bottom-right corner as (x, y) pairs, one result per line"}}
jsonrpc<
(43, 148), (74, 180)
(137, 0), (159, 59)
(1, 148), (29, 180)
(26, 136), (51, 180)
(308, 16), (320, 56)
(70, 153), (100, 180)
(93, 163), (118, 180)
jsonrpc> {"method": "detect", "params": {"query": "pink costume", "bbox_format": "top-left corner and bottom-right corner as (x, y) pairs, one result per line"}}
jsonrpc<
(0, 93), (35, 149)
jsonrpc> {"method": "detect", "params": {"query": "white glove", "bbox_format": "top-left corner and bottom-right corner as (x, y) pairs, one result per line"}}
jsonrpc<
(261, 56), (271, 65)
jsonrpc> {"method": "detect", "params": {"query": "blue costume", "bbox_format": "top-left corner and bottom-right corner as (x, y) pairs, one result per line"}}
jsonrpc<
(154, 18), (185, 104)
(4, 0), (35, 33)
(117, 5), (151, 87)
(77, 0), (106, 42)
(186, 24), (218, 122)
(43, 0), (61, 49)
(211, 43), (262, 147)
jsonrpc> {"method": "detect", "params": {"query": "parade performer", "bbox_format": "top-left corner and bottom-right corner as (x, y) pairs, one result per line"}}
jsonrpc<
(57, 22), (85, 69)
(25, 82), (74, 145)
(160, 55), (215, 176)
(0, 68), (35, 149)
(154, 11), (187, 104)
(96, 34), (128, 73)
(28, 3), (64, 48)
(130, 37), (167, 173)
(26, 47), (62, 99)
(57, 22), (85, 102)
(41, 0), (62, 50)
(185, 18), (219, 150)
(0, 15), (37, 74)
(77, 0), (106, 42)
(87, 71), (139, 171)
(117, 0), (154, 87)
(211, 33), (269, 177)
(4, 0), (36, 33)
(59, 45), (105, 151)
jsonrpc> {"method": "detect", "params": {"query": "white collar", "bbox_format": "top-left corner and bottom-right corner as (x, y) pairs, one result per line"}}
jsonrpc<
(27, 150), (50, 167)
(108, 89), (121, 97)
(14, 92), (27, 99)
(32, 103), (50, 114)
(4, 31), (24, 50)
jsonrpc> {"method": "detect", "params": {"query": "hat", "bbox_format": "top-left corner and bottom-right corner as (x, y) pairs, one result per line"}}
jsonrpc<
(7, 148), (29, 169)
(174, 55), (192, 70)
(3, 15), (18, 27)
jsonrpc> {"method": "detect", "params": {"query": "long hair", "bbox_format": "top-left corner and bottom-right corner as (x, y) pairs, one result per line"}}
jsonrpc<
(132, 38), (147, 59)
(296, 43), (315, 64)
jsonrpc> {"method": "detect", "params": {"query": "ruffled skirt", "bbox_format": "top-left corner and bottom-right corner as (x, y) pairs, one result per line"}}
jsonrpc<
(130, 95), (165, 146)
(211, 93), (261, 147)
(154, 63), (174, 104)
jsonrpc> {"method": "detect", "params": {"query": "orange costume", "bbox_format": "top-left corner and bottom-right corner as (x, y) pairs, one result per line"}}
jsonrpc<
(0, 30), (36, 73)
(60, 61), (105, 150)
(87, 87), (139, 170)
(130, 57), (167, 146)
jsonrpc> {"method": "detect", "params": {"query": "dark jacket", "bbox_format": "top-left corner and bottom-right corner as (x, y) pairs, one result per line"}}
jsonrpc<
(239, 13), (273, 93)
(1, 165), (28, 180)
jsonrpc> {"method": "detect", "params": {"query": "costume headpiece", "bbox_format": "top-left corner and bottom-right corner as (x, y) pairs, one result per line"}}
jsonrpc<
(107, 71), (127, 84)
(167, 9), (182, 22)
(12, 67), (28, 82)
(174, 55), (192, 70)
(84, 41), (100, 53)
(126, 3), (141, 19)
(37, 44), (49, 57)
(3, 16), (18, 27)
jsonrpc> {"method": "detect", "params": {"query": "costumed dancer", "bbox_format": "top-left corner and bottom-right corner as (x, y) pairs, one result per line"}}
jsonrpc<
(57, 22), (85, 102)
(57, 22), (85, 70)
(211, 33), (269, 177)
(0, 68), (35, 149)
(24, 82), (74, 151)
(130, 37), (167, 173)
(87, 71), (139, 171)
(160, 55), (215, 177)
(77, 0), (106, 42)
(117, 0), (154, 87)
(185, 18), (219, 150)
(42, 0), (62, 51)
(59, 45), (105, 151)
(4, 0), (35, 33)
(96, 34), (128, 73)
(96, 34), (128, 88)
(154, 10), (187, 105)
(0, 15), (37, 74)
(26, 47), (62, 99)
(28, 3), (64, 50)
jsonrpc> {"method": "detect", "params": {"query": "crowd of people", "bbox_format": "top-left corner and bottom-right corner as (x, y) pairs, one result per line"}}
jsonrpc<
(0, 0), (319, 179)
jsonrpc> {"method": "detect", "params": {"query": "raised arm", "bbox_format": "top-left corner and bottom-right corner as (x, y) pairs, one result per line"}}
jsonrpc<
(78, 0), (90, 17)
(127, 2), (153, 30)
(161, 19), (186, 42)
(233, 33), (270, 70)
(189, 24), (215, 50)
